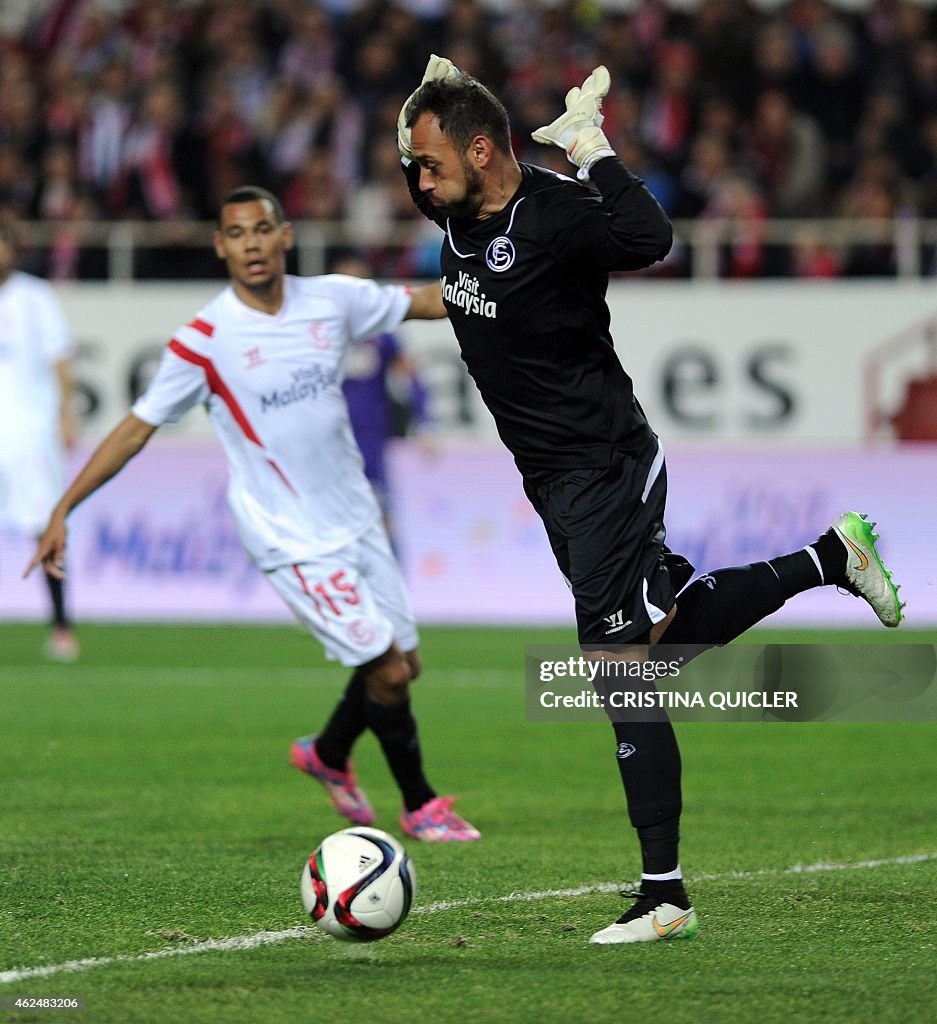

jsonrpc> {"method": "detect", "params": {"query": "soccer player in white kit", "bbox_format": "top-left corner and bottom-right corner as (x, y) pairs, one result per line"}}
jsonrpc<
(26, 186), (480, 842)
(0, 222), (80, 661)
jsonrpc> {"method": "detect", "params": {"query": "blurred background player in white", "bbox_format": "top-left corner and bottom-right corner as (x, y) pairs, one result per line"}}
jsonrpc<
(0, 221), (79, 661)
(26, 186), (480, 843)
(331, 251), (433, 542)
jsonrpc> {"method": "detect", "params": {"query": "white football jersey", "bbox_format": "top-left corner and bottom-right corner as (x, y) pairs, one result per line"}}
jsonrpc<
(0, 271), (73, 443)
(132, 274), (412, 569)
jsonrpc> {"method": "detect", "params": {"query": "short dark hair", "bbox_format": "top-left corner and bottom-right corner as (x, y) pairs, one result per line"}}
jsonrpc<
(405, 77), (512, 156)
(218, 186), (285, 225)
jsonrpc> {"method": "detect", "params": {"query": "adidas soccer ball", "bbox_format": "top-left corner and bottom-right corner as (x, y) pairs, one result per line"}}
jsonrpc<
(301, 827), (416, 942)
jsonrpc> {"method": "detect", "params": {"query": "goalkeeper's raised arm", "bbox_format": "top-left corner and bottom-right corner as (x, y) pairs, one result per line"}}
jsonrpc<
(398, 60), (671, 271)
(531, 65), (673, 270)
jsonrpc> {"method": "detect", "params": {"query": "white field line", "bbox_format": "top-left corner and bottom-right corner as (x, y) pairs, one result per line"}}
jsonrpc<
(2, 851), (935, 985)
(413, 851), (937, 913)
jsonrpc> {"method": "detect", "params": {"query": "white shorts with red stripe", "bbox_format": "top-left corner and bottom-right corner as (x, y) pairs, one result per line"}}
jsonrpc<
(265, 521), (418, 667)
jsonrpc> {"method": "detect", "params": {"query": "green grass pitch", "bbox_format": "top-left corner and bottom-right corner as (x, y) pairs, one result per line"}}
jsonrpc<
(1, 623), (936, 1024)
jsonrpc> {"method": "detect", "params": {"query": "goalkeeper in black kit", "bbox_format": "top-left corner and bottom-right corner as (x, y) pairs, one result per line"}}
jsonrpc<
(399, 56), (904, 944)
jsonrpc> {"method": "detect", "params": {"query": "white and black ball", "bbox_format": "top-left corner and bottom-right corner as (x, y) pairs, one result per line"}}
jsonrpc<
(301, 827), (416, 942)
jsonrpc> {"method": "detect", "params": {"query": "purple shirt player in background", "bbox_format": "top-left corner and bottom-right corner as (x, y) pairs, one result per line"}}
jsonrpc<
(333, 255), (431, 532)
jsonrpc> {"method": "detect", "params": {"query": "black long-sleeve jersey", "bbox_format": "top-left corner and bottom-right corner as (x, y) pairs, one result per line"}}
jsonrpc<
(406, 157), (673, 481)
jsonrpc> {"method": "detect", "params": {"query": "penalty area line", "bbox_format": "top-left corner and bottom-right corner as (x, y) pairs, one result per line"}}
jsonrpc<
(2, 851), (935, 984)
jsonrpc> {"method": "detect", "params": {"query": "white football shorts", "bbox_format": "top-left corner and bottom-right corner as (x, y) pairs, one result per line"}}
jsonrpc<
(0, 436), (64, 535)
(265, 521), (419, 667)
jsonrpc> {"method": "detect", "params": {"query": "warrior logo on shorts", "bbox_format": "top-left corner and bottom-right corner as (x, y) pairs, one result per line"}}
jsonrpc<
(604, 609), (632, 635)
(485, 236), (515, 272)
(347, 618), (376, 646)
(617, 742), (636, 760)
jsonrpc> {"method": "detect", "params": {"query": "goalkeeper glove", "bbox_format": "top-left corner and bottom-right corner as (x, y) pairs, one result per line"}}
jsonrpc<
(397, 54), (460, 163)
(531, 66), (616, 181)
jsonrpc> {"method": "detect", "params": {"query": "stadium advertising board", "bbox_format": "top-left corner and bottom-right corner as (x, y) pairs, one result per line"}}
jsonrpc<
(57, 281), (937, 443)
(4, 440), (934, 627)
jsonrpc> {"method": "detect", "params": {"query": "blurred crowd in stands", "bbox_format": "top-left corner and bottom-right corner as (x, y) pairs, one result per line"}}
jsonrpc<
(3, 0), (937, 279)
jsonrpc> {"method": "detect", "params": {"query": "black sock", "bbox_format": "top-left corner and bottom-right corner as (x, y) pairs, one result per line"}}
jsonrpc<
(365, 696), (435, 812)
(611, 719), (682, 830)
(660, 562), (786, 649)
(315, 671), (367, 770)
(767, 550), (821, 598)
(810, 528), (848, 585)
(626, 876), (692, 917)
(637, 815), (681, 876)
(768, 531), (848, 598)
(43, 571), (68, 628)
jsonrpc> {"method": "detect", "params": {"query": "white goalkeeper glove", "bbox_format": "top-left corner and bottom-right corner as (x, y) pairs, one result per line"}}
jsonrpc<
(531, 66), (616, 181)
(397, 54), (461, 163)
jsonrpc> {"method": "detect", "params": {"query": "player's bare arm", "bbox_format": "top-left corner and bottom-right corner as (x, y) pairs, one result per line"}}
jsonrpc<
(24, 413), (157, 580)
(404, 281), (447, 321)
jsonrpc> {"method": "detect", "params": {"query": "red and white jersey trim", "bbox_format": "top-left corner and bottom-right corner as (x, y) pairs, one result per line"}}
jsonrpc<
(131, 275), (411, 568)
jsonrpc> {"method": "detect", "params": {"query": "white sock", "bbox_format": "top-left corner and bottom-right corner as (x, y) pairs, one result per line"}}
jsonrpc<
(641, 866), (682, 883)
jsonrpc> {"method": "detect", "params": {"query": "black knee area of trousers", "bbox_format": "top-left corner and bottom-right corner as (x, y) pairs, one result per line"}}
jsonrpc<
(612, 720), (682, 829)
(661, 562), (786, 647)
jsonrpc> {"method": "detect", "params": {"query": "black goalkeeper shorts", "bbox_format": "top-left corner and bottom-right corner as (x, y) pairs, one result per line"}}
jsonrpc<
(523, 439), (692, 647)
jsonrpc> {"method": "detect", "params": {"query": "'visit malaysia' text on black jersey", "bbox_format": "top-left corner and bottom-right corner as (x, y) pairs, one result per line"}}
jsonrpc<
(406, 157), (672, 480)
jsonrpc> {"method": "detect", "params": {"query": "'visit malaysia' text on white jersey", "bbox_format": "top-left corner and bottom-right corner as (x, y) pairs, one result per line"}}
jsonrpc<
(132, 274), (411, 569)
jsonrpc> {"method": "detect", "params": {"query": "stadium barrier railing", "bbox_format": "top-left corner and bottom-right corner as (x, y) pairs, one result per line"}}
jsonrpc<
(12, 217), (937, 281)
